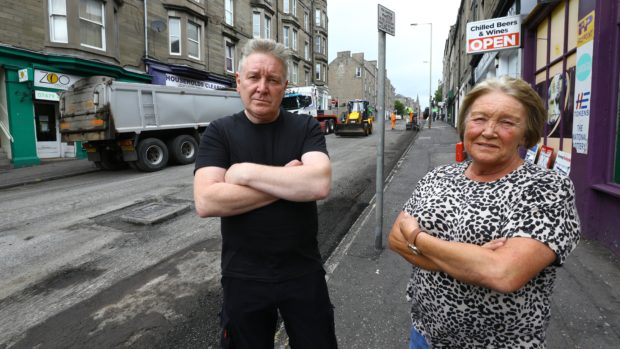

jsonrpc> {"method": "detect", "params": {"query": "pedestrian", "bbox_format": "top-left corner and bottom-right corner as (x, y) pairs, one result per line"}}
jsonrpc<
(193, 38), (337, 349)
(391, 111), (396, 130)
(388, 76), (581, 348)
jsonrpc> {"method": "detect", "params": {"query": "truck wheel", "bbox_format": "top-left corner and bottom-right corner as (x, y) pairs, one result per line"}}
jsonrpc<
(136, 138), (169, 172)
(368, 123), (373, 135)
(167, 135), (198, 165)
(328, 120), (335, 133)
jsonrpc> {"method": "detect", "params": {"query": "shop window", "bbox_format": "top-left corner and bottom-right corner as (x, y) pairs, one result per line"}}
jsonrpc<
(49, 0), (68, 43)
(615, 71), (620, 183)
(169, 17), (181, 55)
(187, 21), (200, 59)
(533, 0), (578, 154)
(79, 0), (105, 50)
(225, 40), (235, 73)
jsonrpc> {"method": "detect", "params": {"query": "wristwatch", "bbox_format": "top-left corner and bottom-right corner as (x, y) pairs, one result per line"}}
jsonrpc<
(407, 227), (423, 256)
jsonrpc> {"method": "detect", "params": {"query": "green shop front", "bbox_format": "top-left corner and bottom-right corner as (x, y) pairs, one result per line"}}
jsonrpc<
(0, 46), (150, 168)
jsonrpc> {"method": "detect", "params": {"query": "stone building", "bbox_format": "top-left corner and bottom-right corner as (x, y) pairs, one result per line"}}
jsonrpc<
(327, 50), (395, 118)
(0, 0), (329, 168)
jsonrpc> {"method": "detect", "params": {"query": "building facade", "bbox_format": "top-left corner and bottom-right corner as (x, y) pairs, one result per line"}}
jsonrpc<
(442, 0), (620, 255)
(0, 0), (329, 168)
(327, 50), (395, 118)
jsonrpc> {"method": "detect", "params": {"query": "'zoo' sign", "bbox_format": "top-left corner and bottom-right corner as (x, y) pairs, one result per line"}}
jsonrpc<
(34, 70), (83, 90)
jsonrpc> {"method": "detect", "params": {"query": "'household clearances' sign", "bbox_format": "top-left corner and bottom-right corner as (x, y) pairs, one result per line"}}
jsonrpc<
(466, 15), (521, 54)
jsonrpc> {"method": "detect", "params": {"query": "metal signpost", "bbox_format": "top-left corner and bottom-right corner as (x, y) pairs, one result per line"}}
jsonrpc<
(375, 4), (394, 250)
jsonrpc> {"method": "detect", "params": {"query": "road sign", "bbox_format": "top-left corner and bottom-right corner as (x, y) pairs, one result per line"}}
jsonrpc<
(378, 4), (395, 36)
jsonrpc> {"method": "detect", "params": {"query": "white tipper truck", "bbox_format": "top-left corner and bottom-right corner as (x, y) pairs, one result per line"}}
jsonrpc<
(59, 76), (243, 172)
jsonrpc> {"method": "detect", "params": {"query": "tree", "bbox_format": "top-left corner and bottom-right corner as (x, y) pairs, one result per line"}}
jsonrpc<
(393, 100), (406, 116)
(434, 84), (443, 105)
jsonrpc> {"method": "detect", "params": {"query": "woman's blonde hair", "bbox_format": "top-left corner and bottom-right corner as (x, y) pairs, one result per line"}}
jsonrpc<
(456, 76), (547, 149)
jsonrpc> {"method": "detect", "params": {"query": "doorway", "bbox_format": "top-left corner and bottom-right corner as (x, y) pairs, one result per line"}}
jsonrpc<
(34, 102), (61, 158)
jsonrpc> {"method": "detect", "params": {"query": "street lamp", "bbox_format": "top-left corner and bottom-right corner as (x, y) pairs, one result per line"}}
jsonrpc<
(411, 22), (432, 129)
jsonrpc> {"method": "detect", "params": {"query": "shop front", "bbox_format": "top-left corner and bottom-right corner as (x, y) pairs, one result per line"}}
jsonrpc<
(522, 0), (620, 255)
(0, 46), (150, 168)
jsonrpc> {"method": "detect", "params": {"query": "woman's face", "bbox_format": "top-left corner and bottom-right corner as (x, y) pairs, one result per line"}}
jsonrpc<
(464, 91), (527, 170)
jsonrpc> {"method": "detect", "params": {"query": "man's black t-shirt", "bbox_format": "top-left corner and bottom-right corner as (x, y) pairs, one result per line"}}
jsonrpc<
(195, 109), (329, 282)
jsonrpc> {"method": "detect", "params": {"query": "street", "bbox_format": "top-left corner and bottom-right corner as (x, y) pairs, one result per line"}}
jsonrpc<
(0, 124), (415, 348)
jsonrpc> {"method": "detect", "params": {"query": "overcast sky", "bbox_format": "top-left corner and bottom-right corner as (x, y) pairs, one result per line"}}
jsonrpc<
(327, 0), (462, 109)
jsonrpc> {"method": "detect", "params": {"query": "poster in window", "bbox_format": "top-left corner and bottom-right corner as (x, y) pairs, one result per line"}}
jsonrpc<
(552, 150), (571, 176)
(543, 68), (575, 138)
(536, 145), (554, 169)
(524, 144), (539, 164)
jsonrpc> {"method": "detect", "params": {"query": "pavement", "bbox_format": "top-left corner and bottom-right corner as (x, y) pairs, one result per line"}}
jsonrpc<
(1, 121), (619, 348)
(0, 157), (99, 190)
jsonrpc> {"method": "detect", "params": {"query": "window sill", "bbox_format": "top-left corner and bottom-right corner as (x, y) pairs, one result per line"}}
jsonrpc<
(592, 183), (620, 199)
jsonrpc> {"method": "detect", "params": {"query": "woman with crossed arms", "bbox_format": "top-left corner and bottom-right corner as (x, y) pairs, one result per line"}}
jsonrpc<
(389, 76), (580, 348)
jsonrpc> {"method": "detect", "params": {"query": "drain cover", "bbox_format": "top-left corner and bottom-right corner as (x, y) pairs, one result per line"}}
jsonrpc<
(120, 202), (191, 225)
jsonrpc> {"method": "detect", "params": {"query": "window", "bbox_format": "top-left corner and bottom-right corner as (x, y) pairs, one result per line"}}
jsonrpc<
(169, 17), (181, 55)
(616, 77), (620, 182)
(283, 26), (289, 48)
(304, 11), (309, 31)
(225, 0), (233, 26)
(79, 0), (105, 50)
(283, 0), (289, 14)
(315, 9), (321, 26)
(225, 40), (235, 73)
(252, 12), (261, 38)
(291, 0), (297, 16)
(315, 35), (321, 53)
(356, 67), (362, 77)
(322, 37), (326, 54)
(264, 16), (271, 39)
(315, 63), (321, 81)
(187, 21), (200, 59)
(292, 29), (298, 51)
(304, 41), (309, 60)
(49, 0), (68, 43)
(305, 70), (310, 85)
(293, 62), (299, 84)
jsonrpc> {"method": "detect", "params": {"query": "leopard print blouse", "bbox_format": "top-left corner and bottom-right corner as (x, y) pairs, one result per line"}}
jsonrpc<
(402, 161), (581, 348)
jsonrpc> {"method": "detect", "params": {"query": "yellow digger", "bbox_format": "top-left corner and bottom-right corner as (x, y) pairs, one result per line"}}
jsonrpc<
(334, 99), (373, 136)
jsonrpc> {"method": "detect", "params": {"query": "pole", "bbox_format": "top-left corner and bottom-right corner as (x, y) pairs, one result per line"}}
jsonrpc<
(375, 31), (386, 250)
(428, 23), (432, 129)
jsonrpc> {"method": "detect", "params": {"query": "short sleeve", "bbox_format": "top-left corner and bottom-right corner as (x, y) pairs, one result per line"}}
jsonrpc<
(195, 119), (230, 172)
(504, 174), (581, 265)
(302, 115), (329, 157)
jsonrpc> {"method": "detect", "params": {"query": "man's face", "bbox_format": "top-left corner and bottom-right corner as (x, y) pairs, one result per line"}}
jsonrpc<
(236, 53), (288, 124)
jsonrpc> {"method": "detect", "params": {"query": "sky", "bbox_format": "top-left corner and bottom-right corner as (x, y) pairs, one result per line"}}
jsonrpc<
(327, 0), (462, 109)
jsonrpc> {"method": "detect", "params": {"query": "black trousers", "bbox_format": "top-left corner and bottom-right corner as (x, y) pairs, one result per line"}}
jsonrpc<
(220, 270), (338, 349)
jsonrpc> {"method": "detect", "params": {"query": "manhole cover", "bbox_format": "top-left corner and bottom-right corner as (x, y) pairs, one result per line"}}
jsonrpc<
(120, 202), (191, 225)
